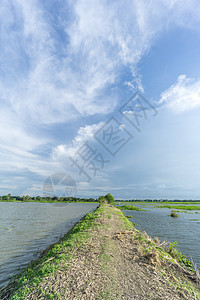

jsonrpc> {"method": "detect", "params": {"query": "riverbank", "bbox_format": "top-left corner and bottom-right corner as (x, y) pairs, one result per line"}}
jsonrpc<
(1, 204), (199, 299)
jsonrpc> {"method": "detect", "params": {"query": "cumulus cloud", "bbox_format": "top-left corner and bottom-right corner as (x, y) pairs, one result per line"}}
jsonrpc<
(52, 122), (104, 160)
(159, 75), (200, 112)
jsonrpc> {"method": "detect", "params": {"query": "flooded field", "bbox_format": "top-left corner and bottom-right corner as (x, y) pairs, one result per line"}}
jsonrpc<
(120, 202), (200, 270)
(0, 202), (97, 288)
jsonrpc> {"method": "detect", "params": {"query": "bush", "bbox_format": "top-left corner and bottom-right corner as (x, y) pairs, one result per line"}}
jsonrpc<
(98, 193), (115, 205)
(98, 196), (106, 204)
(170, 211), (178, 218)
(105, 193), (114, 205)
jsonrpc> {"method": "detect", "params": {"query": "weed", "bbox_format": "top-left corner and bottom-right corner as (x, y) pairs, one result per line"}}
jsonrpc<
(117, 205), (146, 211)
(170, 211), (178, 217)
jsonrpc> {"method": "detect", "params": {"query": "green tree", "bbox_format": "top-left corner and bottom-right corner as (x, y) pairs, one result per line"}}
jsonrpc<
(4, 193), (11, 201)
(105, 193), (114, 205)
(98, 196), (106, 204)
(25, 195), (30, 201)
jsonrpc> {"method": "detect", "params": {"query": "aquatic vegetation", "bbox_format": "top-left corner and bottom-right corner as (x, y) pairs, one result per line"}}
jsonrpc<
(170, 211), (178, 218)
(169, 242), (194, 272)
(156, 205), (200, 210)
(117, 205), (146, 211)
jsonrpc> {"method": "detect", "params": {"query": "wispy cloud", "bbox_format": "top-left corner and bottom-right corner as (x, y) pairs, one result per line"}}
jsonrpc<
(52, 122), (104, 161)
(159, 75), (200, 112)
(2, 0), (200, 125)
(1, 0), (200, 196)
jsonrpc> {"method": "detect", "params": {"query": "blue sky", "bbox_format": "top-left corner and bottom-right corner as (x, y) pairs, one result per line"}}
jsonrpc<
(0, 0), (200, 199)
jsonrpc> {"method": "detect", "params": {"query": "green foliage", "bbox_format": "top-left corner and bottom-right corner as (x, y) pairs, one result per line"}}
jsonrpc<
(105, 193), (114, 205)
(0, 194), (97, 203)
(170, 211), (178, 217)
(98, 196), (106, 204)
(157, 205), (200, 210)
(169, 241), (194, 272)
(98, 194), (114, 205)
(118, 205), (145, 211)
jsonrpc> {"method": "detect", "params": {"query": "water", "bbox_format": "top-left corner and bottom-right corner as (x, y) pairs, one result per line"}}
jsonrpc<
(1, 202), (199, 288)
(0, 202), (97, 288)
(121, 203), (200, 270)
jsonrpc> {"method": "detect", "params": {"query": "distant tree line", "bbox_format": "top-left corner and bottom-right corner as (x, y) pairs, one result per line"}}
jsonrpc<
(0, 194), (199, 203)
(115, 199), (200, 202)
(0, 194), (97, 202)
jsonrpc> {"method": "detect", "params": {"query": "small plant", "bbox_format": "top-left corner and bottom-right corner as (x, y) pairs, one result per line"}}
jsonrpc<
(154, 237), (160, 244)
(170, 211), (178, 217)
(169, 241), (194, 272)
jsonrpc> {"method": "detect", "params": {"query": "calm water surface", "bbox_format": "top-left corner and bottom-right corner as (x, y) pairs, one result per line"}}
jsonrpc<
(0, 202), (97, 288)
(121, 203), (200, 270)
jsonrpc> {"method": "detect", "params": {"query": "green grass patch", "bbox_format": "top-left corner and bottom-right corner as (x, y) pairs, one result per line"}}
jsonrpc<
(117, 204), (146, 211)
(113, 209), (134, 230)
(156, 205), (200, 210)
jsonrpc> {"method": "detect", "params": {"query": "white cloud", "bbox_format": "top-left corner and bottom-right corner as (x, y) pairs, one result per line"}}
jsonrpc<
(159, 75), (200, 112)
(1, 0), (200, 195)
(52, 122), (104, 160)
(1, 0), (200, 126)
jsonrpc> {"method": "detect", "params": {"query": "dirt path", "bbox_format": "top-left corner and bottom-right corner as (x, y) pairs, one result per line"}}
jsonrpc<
(1, 204), (199, 299)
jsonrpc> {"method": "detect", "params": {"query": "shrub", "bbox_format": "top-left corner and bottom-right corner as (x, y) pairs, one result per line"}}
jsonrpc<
(170, 211), (178, 218)
(105, 193), (114, 205)
(98, 193), (115, 205)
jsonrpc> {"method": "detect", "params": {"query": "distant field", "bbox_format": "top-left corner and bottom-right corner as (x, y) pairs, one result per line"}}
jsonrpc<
(115, 201), (200, 205)
(155, 205), (200, 210)
(155, 202), (200, 205)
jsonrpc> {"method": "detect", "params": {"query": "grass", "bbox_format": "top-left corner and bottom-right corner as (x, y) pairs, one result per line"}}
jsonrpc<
(117, 204), (146, 211)
(155, 201), (200, 205)
(115, 201), (200, 205)
(156, 205), (200, 210)
(131, 232), (200, 298)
